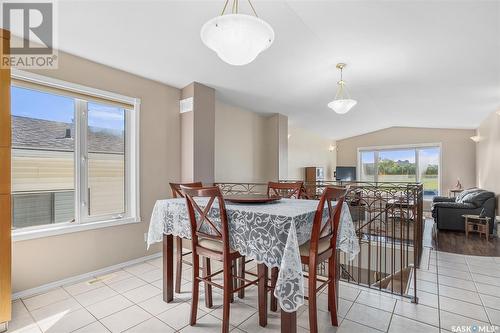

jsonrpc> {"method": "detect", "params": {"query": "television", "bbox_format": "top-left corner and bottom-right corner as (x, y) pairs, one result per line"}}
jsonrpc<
(335, 166), (356, 181)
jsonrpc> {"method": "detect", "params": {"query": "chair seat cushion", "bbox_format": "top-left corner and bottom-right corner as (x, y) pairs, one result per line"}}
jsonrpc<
(299, 237), (332, 256)
(198, 238), (238, 253)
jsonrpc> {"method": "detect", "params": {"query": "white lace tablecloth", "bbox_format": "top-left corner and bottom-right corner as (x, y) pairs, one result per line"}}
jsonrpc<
(147, 198), (360, 312)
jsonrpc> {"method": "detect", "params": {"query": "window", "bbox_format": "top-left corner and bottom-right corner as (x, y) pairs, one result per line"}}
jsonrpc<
(378, 149), (417, 183)
(358, 145), (440, 199)
(11, 71), (140, 239)
(417, 147), (440, 198)
(359, 151), (376, 182)
(86, 102), (126, 218)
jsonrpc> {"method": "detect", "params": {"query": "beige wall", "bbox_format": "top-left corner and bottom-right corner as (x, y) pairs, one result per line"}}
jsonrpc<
(287, 126), (336, 181)
(192, 83), (215, 184)
(336, 127), (476, 195)
(476, 111), (500, 210)
(214, 101), (275, 182)
(215, 102), (335, 183)
(277, 114), (288, 180)
(13, 52), (181, 292)
(180, 85), (194, 183)
(180, 111), (194, 182)
(262, 114), (280, 181)
(181, 83), (215, 183)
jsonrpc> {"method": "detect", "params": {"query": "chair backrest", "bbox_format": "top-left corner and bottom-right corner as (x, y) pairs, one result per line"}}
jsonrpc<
(267, 181), (303, 199)
(181, 185), (230, 255)
(308, 186), (348, 258)
(169, 182), (203, 198)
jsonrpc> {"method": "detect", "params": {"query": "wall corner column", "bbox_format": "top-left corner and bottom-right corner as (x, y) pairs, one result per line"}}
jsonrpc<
(277, 114), (288, 180)
(180, 82), (215, 184)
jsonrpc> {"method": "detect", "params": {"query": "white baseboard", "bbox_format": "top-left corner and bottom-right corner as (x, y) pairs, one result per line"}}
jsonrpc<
(12, 252), (162, 300)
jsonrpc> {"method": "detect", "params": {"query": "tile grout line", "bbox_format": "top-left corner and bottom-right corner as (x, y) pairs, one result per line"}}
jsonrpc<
(21, 252), (500, 333)
(65, 289), (107, 333)
(20, 298), (45, 333)
(31, 268), (172, 333)
(464, 255), (494, 326)
(73, 321), (111, 333)
(384, 297), (398, 333)
(434, 249), (442, 331)
(346, 290), (388, 333)
(119, 312), (177, 333)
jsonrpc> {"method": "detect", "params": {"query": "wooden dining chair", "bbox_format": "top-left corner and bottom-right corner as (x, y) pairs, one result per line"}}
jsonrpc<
(267, 181), (303, 311)
(267, 181), (303, 199)
(182, 186), (262, 333)
(270, 186), (348, 333)
(169, 182), (203, 293)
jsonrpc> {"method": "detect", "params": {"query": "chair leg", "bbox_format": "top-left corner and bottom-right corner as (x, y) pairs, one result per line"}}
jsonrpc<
(231, 259), (237, 303)
(223, 258), (232, 333)
(190, 254), (200, 326)
(328, 256), (339, 326)
(238, 257), (245, 299)
(203, 257), (213, 308)
(175, 236), (183, 294)
(257, 263), (268, 327)
(308, 262), (318, 333)
(270, 267), (278, 312)
(327, 272), (332, 312)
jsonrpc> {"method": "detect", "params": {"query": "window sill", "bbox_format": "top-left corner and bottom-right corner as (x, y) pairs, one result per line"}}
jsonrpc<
(12, 217), (141, 242)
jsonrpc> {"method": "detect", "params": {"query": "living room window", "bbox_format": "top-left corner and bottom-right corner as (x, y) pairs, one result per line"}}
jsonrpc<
(358, 144), (440, 199)
(11, 71), (140, 240)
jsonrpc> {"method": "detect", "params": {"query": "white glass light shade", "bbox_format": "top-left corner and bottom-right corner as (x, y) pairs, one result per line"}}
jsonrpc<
(328, 99), (357, 114)
(201, 14), (274, 66)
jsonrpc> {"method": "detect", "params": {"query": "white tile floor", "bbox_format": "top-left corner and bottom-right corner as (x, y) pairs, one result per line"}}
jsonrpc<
(7, 248), (500, 333)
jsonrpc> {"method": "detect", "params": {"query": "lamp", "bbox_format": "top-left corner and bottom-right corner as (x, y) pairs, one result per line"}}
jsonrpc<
(201, 0), (274, 66)
(328, 63), (357, 114)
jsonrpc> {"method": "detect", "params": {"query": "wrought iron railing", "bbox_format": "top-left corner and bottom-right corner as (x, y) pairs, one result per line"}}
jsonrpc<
(215, 180), (423, 303)
(215, 182), (268, 196)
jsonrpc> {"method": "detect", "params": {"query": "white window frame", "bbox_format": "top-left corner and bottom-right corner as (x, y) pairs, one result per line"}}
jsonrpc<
(11, 69), (141, 242)
(356, 143), (442, 198)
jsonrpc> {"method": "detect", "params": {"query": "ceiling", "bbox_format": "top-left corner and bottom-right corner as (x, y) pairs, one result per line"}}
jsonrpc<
(53, 0), (500, 139)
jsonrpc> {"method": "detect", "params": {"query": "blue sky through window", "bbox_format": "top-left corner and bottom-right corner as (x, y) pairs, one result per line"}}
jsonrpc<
(363, 149), (439, 163)
(379, 150), (415, 162)
(362, 150), (416, 163)
(88, 102), (124, 131)
(11, 86), (124, 131)
(12, 86), (74, 123)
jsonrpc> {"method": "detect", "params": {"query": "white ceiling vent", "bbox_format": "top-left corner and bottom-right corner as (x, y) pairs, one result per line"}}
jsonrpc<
(180, 97), (193, 113)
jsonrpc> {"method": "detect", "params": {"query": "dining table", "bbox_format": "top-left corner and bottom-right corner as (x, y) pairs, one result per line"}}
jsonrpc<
(147, 196), (360, 333)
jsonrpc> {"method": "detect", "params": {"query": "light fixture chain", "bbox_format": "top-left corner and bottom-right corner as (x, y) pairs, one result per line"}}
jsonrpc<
(221, 0), (259, 17)
(247, 0), (259, 17)
(335, 82), (343, 100)
(220, 0), (230, 15)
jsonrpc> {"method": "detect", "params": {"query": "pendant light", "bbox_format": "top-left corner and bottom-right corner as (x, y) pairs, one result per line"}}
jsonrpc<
(200, 0), (274, 66)
(328, 63), (357, 114)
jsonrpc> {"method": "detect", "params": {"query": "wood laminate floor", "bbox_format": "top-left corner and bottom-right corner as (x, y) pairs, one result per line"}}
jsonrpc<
(430, 219), (500, 256)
